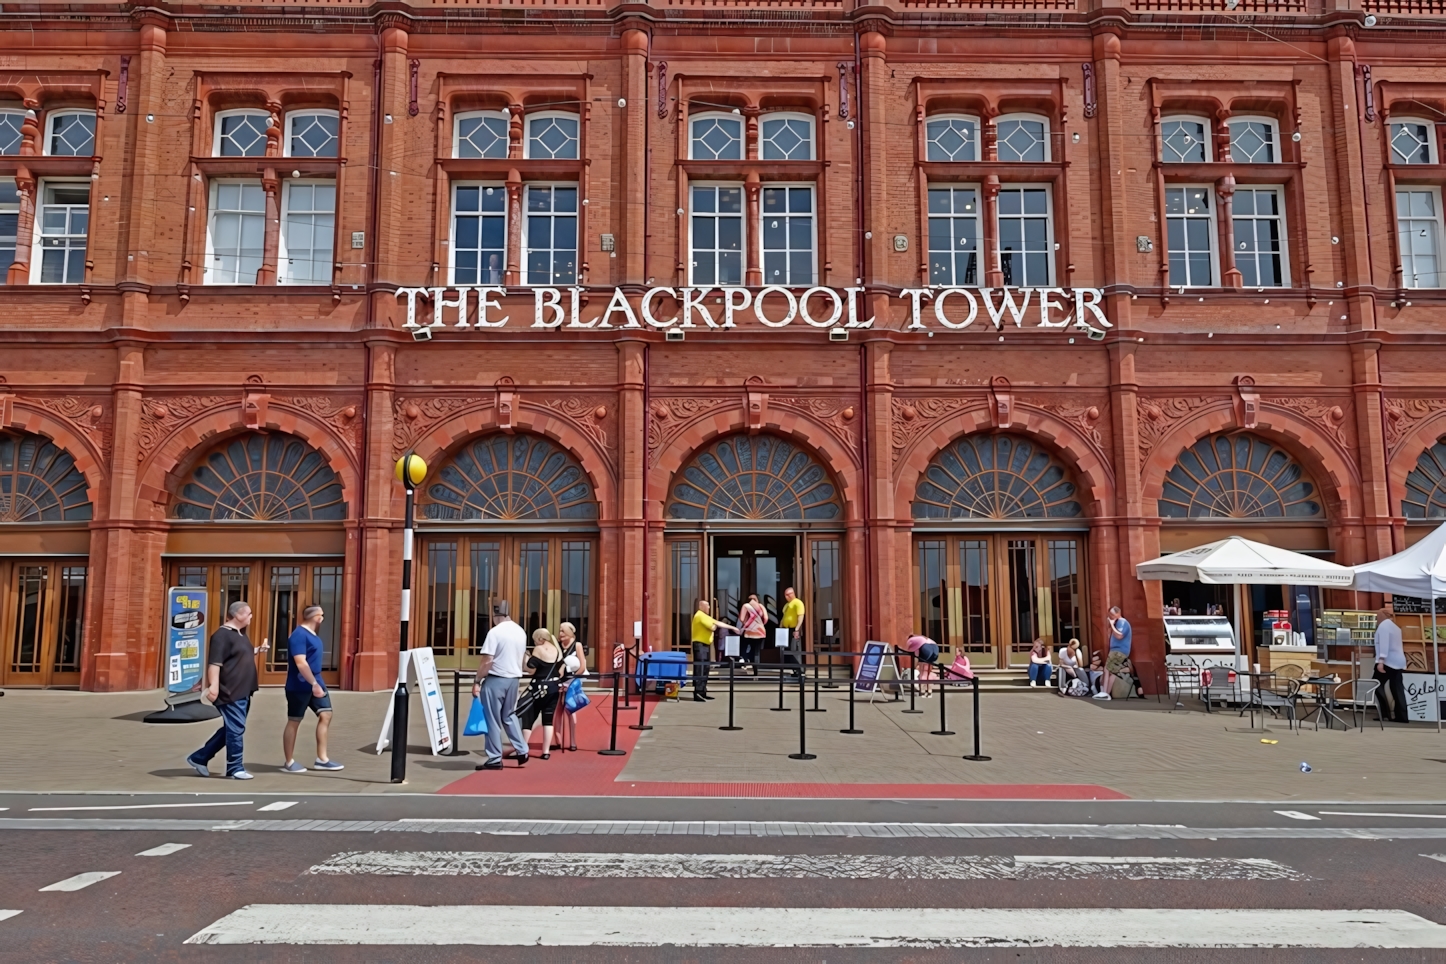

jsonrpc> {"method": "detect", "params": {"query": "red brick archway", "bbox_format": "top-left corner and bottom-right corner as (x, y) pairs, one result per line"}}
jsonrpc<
(1388, 410), (1446, 521)
(3, 403), (107, 515)
(649, 406), (861, 523)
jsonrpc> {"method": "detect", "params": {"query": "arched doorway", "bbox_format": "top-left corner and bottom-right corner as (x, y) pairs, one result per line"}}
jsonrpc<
(664, 433), (844, 655)
(911, 432), (1086, 669)
(0, 430), (92, 687)
(1157, 431), (1325, 653)
(165, 432), (347, 686)
(414, 432), (598, 671)
(1402, 436), (1446, 531)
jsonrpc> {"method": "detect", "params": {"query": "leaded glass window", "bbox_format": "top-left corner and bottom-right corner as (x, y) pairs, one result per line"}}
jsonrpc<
(667, 434), (840, 521)
(1159, 433), (1320, 518)
(173, 433), (345, 521)
(1404, 438), (1446, 520)
(913, 434), (1080, 520)
(0, 431), (92, 521)
(1228, 118), (1276, 163)
(424, 433), (597, 521)
(0, 110), (22, 155)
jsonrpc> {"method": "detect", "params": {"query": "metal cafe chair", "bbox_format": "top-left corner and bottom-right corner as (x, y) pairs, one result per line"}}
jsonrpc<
(1201, 664), (1239, 713)
(1332, 678), (1384, 732)
(1244, 674), (1302, 731)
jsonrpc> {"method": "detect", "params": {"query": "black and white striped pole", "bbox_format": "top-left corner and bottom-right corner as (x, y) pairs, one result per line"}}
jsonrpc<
(390, 452), (427, 784)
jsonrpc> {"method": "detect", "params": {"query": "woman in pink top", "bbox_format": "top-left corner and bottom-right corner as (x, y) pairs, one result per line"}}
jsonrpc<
(738, 593), (768, 670)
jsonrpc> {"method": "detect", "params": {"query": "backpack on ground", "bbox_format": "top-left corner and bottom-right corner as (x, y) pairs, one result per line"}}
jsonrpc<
(1066, 678), (1089, 697)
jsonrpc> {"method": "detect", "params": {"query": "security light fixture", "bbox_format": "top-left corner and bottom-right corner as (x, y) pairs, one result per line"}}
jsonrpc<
(411, 326), (433, 342)
(666, 328), (686, 342)
(829, 328), (849, 342)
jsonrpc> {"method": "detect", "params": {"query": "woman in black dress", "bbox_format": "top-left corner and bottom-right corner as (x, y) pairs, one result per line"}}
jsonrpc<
(519, 628), (565, 759)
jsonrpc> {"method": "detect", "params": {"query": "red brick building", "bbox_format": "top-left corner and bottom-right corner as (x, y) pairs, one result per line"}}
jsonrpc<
(1, 0), (1443, 692)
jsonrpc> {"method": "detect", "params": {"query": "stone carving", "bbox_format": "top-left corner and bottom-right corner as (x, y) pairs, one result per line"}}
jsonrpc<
(770, 395), (861, 465)
(1136, 395), (1216, 459)
(137, 395), (231, 462)
(534, 394), (617, 475)
(270, 395), (364, 458)
(392, 396), (485, 459)
(1384, 396), (1446, 458)
(31, 395), (111, 460)
(647, 396), (734, 468)
(890, 395), (979, 462)
(1267, 396), (1350, 449)
(1021, 397), (1106, 448)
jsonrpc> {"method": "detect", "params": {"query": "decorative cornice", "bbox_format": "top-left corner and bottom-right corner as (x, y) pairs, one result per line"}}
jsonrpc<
(647, 396), (733, 469)
(1384, 395), (1446, 461)
(137, 394), (230, 463)
(889, 395), (978, 463)
(532, 393), (617, 477)
(769, 395), (861, 467)
(1135, 395), (1217, 460)
(1266, 395), (1350, 450)
(29, 394), (111, 462)
(270, 394), (364, 460)
(392, 395), (485, 459)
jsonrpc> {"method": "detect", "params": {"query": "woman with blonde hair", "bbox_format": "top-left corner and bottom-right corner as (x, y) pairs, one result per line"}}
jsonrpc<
(555, 621), (587, 752)
(519, 627), (565, 759)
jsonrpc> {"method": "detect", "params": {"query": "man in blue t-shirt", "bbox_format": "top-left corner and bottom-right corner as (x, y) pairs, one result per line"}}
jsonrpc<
(281, 605), (343, 773)
(1095, 605), (1133, 701)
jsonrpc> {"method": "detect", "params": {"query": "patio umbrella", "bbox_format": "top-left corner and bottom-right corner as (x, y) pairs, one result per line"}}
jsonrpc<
(1351, 520), (1446, 731)
(1135, 536), (1354, 585)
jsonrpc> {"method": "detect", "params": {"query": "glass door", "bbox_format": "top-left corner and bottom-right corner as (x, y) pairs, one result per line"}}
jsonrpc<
(1, 559), (86, 687)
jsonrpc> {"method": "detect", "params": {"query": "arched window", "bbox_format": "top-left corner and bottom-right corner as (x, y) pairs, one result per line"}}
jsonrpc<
(1159, 433), (1320, 519)
(690, 112), (744, 161)
(0, 109), (23, 155)
(1161, 115), (1211, 164)
(760, 113), (813, 161)
(45, 110), (96, 157)
(1391, 118), (1436, 165)
(524, 112), (579, 160)
(1228, 116), (1278, 164)
(913, 434), (1080, 520)
(173, 433), (345, 521)
(0, 431), (92, 522)
(454, 110), (509, 159)
(668, 434), (840, 521)
(424, 433), (596, 521)
(925, 114), (978, 162)
(214, 110), (269, 157)
(995, 113), (1049, 163)
(285, 110), (339, 158)
(1403, 437), (1446, 519)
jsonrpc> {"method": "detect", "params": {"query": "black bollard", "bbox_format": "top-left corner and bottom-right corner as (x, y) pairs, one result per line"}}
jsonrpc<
(963, 674), (991, 761)
(931, 666), (955, 736)
(840, 656), (863, 734)
(445, 670), (468, 755)
(719, 658), (742, 731)
(599, 670), (626, 756)
(807, 649), (826, 712)
(771, 657), (790, 711)
(629, 660), (652, 731)
(789, 651), (816, 760)
(902, 650), (923, 713)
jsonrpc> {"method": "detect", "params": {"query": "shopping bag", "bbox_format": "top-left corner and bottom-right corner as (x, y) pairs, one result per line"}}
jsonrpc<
(564, 677), (590, 714)
(463, 695), (488, 736)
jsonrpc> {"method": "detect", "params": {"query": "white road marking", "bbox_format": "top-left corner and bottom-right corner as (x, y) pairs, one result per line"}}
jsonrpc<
(0, 910), (21, 923)
(185, 906), (1446, 948)
(40, 872), (120, 892)
(1275, 811), (1320, 821)
(29, 801), (253, 813)
(1423, 854), (1446, 863)
(311, 851), (1308, 881)
(136, 843), (192, 857)
(1318, 811), (1446, 820)
(257, 802), (299, 812)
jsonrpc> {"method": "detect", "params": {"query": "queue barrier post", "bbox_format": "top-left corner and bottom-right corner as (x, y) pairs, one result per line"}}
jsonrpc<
(840, 657), (863, 734)
(902, 650), (923, 714)
(599, 669), (627, 756)
(808, 650), (826, 712)
(931, 667), (955, 737)
(789, 650), (816, 760)
(445, 670), (469, 755)
(771, 656), (790, 712)
(963, 674), (991, 761)
(719, 658), (742, 731)
(629, 660), (652, 731)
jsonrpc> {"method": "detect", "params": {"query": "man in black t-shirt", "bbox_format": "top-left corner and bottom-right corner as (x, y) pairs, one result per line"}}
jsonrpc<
(187, 601), (265, 780)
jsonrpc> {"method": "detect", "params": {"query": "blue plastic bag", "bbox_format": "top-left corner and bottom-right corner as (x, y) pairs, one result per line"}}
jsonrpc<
(564, 677), (589, 714)
(463, 695), (488, 736)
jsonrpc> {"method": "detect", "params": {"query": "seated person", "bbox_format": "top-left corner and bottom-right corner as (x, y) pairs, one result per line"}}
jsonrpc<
(1056, 637), (1086, 693)
(1027, 638), (1052, 687)
(1086, 651), (1105, 694)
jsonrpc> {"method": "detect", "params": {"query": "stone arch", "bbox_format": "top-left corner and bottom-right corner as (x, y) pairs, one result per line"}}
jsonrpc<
(1140, 406), (1360, 522)
(893, 406), (1114, 522)
(650, 405), (860, 523)
(3, 402), (107, 502)
(138, 405), (360, 519)
(404, 405), (616, 521)
(1388, 410), (1446, 521)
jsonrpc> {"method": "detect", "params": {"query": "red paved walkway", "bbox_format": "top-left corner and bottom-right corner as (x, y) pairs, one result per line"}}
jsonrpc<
(437, 695), (1128, 800)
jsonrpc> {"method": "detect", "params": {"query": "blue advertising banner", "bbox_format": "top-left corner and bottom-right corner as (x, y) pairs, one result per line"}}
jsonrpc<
(166, 587), (207, 695)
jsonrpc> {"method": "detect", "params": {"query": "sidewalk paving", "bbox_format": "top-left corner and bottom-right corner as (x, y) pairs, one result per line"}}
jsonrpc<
(2, 684), (1445, 801)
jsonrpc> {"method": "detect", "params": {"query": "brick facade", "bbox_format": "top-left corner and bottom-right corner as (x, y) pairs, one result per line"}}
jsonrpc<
(0, 0), (1442, 692)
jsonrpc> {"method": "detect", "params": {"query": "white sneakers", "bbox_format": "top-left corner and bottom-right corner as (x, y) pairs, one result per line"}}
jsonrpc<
(1092, 691), (1111, 700)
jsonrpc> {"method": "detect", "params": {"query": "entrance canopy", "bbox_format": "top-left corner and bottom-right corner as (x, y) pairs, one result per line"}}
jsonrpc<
(1351, 520), (1446, 597)
(1136, 535), (1353, 586)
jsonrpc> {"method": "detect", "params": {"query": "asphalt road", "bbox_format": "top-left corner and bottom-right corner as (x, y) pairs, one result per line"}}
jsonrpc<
(2, 793), (1446, 962)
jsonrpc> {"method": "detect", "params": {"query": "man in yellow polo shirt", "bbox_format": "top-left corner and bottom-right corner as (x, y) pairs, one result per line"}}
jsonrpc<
(780, 587), (806, 678)
(690, 599), (740, 703)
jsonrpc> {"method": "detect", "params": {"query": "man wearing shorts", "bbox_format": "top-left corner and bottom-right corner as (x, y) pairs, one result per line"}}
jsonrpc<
(1095, 605), (1131, 701)
(281, 605), (343, 772)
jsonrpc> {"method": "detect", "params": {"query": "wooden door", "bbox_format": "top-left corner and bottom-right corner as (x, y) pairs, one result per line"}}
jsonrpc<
(1, 559), (86, 687)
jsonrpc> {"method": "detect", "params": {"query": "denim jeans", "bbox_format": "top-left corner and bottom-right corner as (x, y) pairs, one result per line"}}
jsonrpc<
(193, 698), (250, 775)
(1028, 663), (1053, 686)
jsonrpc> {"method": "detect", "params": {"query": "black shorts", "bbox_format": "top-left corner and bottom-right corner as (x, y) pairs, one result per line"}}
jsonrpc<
(286, 689), (333, 720)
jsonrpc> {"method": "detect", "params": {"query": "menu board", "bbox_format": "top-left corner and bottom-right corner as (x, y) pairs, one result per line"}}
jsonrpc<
(1391, 595), (1446, 615)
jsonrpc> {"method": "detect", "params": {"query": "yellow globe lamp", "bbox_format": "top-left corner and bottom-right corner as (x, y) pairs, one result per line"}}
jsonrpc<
(395, 453), (427, 489)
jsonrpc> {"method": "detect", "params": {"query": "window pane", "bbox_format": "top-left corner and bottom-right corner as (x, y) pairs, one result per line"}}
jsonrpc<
(926, 117), (976, 162)
(527, 115), (578, 159)
(761, 116), (812, 161)
(997, 118), (1046, 162)
(48, 112), (96, 157)
(218, 112), (268, 157)
(1161, 118), (1207, 163)
(691, 116), (743, 161)
(0, 112), (21, 155)
(456, 114), (508, 159)
(288, 112), (338, 158)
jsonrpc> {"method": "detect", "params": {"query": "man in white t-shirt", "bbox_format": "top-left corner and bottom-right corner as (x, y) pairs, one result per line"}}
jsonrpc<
(470, 600), (530, 769)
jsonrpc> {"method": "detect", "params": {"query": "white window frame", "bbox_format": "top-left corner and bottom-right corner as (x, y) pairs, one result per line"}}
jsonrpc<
(1397, 185), (1445, 289)
(759, 182), (816, 287)
(1226, 115), (1279, 164)
(453, 109), (510, 160)
(924, 113), (980, 163)
(283, 109), (340, 159)
(522, 181), (580, 286)
(29, 178), (90, 284)
(204, 178), (266, 285)
(523, 111), (579, 160)
(926, 182), (982, 287)
(688, 181), (746, 286)
(759, 112), (815, 162)
(0, 177), (19, 283)
(1160, 114), (1212, 165)
(995, 183), (1054, 287)
(1231, 185), (1290, 288)
(43, 109), (96, 158)
(994, 112), (1051, 163)
(1164, 183), (1218, 289)
(0, 109), (23, 156)
(1390, 118), (1437, 166)
(689, 111), (745, 162)
(449, 181), (508, 286)
(213, 109), (271, 158)
(278, 179), (336, 285)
